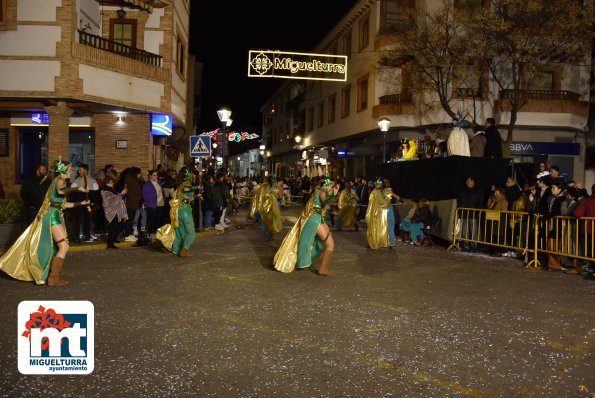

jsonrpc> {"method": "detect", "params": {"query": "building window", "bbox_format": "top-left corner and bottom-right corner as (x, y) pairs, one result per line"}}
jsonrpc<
(307, 107), (314, 131)
(455, 64), (482, 97)
(454, 0), (488, 15)
(0, 127), (8, 157)
(328, 93), (336, 124)
(110, 19), (136, 47)
(176, 36), (187, 78)
(0, 0), (5, 24)
(528, 71), (555, 91)
(316, 101), (324, 128)
(342, 30), (352, 58)
(358, 14), (369, 52)
(357, 75), (369, 112)
(379, 0), (415, 34)
(341, 86), (351, 119)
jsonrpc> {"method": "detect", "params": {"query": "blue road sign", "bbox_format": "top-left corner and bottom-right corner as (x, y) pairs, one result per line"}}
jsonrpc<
(189, 135), (211, 157)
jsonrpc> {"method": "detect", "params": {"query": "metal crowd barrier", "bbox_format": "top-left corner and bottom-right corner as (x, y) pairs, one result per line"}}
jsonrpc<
(448, 207), (595, 268)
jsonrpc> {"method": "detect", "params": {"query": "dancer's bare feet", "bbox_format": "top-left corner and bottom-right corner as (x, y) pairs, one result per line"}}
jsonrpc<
(318, 268), (333, 276)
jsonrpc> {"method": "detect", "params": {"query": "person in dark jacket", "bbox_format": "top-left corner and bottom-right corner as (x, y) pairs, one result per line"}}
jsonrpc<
(20, 164), (50, 225)
(483, 118), (503, 158)
(201, 174), (217, 230)
(356, 178), (370, 222)
(572, 184), (595, 276)
(504, 177), (522, 210)
(213, 173), (226, 230)
(121, 167), (142, 241)
(141, 169), (165, 241)
(457, 176), (485, 251)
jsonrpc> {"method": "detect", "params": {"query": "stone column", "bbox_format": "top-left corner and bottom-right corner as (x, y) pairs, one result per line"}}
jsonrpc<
(45, 102), (73, 166)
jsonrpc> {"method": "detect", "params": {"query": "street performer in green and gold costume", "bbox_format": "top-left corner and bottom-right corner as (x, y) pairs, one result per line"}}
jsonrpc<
(366, 178), (401, 250)
(249, 177), (282, 241)
(0, 158), (90, 286)
(337, 183), (358, 231)
(274, 177), (340, 276)
(157, 167), (198, 258)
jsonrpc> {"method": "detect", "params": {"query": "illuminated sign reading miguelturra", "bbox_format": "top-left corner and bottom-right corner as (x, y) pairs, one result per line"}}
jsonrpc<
(248, 50), (347, 82)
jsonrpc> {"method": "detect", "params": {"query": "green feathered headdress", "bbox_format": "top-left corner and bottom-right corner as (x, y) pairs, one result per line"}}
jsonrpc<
(54, 156), (68, 175)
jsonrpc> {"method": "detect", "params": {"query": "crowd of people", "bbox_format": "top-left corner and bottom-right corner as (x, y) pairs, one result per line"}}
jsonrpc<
(457, 161), (595, 277)
(2, 155), (594, 286)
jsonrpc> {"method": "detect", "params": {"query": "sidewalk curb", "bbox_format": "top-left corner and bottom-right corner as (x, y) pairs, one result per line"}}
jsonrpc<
(69, 229), (220, 252)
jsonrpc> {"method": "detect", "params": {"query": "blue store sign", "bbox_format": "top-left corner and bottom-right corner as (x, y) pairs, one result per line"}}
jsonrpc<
(509, 141), (580, 156)
(151, 114), (172, 136)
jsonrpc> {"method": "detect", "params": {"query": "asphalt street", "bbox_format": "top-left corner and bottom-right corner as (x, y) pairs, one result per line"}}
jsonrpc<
(0, 204), (594, 397)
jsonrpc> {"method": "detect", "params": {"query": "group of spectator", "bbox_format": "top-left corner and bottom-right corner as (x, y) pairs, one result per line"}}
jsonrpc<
(457, 162), (594, 277)
(17, 159), (594, 278)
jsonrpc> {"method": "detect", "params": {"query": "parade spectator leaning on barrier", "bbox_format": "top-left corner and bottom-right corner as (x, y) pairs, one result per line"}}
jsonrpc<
(541, 180), (566, 271)
(572, 184), (595, 277)
(457, 176), (485, 251)
(486, 186), (508, 256)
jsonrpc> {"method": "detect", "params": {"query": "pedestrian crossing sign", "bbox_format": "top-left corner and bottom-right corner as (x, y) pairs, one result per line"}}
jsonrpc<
(189, 135), (211, 157)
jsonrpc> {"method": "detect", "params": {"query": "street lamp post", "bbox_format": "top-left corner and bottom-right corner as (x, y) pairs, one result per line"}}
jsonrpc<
(378, 117), (392, 163)
(217, 107), (232, 170)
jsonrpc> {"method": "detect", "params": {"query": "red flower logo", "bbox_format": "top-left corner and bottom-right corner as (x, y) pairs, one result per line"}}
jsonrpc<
(21, 305), (72, 350)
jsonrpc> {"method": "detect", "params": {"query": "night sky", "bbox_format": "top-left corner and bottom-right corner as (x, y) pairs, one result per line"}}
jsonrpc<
(189, 1), (357, 154)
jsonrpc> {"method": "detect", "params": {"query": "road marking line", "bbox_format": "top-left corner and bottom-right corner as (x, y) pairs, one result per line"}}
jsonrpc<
(321, 347), (496, 398)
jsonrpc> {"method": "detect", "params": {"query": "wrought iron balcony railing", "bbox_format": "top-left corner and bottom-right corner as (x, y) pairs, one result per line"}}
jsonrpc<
(77, 30), (162, 67)
(499, 89), (580, 101)
(378, 93), (411, 104)
(455, 87), (482, 97)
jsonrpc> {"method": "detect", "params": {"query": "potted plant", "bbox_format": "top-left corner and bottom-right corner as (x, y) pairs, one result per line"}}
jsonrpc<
(0, 199), (25, 249)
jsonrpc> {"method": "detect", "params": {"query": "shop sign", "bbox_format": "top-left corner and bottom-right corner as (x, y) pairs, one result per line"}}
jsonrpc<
(31, 113), (49, 125)
(151, 114), (172, 136)
(509, 141), (579, 156)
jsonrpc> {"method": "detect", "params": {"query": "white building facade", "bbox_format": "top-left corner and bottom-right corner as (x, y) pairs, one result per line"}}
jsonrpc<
(0, 0), (191, 197)
(261, 0), (592, 187)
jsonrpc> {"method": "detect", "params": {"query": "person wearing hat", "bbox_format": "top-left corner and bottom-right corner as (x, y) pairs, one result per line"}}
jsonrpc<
(447, 118), (470, 157)
(402, 138), (418, 160)
(0, 158), (90, 286)
(366, 178), (401, 250)
(274, 177), (340, 276)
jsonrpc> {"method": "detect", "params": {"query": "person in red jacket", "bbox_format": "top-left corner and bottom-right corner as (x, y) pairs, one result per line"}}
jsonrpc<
(572, 183), (595, 277)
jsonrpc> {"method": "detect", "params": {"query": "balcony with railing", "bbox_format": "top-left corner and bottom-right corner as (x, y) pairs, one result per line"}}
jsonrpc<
(499, 89), (580, 101)
(495, 89), (587, 117)
(78, 30), (162, 67)
(372, 93), (415, 118)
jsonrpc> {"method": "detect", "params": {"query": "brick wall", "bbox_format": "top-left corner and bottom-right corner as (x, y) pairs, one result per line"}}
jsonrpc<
(94, 113), (154, 177)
